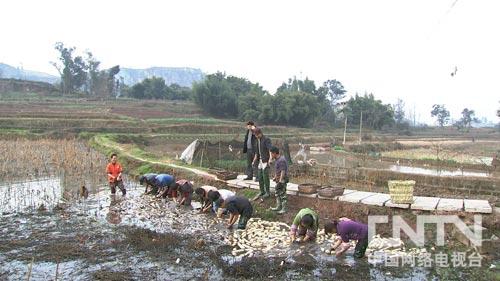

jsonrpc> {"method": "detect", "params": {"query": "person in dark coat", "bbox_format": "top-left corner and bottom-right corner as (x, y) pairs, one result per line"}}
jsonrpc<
(243, 121), (257, 180)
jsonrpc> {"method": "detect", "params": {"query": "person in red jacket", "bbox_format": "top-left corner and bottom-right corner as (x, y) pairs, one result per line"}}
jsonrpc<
(106, 153), (126, 196)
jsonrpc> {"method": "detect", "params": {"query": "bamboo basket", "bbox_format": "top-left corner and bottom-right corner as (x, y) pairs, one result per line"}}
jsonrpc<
(215, 171), (238, 180)
(318, 186), (345, 198)
(298, 183), (320, 194)
(388, 180), (415, 204)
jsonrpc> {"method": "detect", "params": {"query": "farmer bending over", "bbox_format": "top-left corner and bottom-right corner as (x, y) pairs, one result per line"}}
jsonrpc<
(154, 174), (176, 199)
(106, 153), (126, 196)
(175, 179), (193, 207)
(195, 185), (218, 211)
(289, 208), (319, 243)
(324, 218), (368, 258)
(139, 173), (158, 194)
(204, 189), (235, 215)
(224, 196), (253, 230)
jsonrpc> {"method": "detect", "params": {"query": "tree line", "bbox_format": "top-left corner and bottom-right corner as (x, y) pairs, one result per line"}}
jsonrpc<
(192, 72), (395, 128)
(430, 104), (486, 132)
(52, 42), (121, 97)
(51, 42), (499, 129)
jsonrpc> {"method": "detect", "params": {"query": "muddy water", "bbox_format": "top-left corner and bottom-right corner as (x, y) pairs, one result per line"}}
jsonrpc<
(0, 178), (434, 280)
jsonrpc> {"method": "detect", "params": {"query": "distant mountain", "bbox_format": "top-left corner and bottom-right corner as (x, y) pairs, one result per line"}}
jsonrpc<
(0, 63), (59, 84)
(118, 67), (204, 87)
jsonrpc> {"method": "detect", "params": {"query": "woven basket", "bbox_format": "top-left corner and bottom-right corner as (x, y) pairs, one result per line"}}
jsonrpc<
(215, 171), (238, 180)
(298, 183), (320, 194)
(318, 186), (345, 198)
(388, 180), (415, 204)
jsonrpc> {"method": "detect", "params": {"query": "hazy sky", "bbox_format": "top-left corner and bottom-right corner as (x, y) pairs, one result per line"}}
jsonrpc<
(1, 0), (499, 124)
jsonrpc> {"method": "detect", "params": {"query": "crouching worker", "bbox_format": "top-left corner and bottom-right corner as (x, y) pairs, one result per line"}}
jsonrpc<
(154, 174), (176, 199)
(289, 208), (319, 243)
(270, 146), (288, 214)
(224, 196), (253, 230)
(324, 218), (368, 258)
(139, 173), (158, 194)
(175, 179), (193, 207)
(203, 189), (235, 215)
(195, 185), (218, 211)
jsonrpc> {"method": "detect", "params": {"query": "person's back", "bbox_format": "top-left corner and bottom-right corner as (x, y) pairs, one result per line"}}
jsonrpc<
(225, 196), (252, 215)
(155, 174), (174, 186)
(337, 220), (368, 241)
(217, 189), (235, 200)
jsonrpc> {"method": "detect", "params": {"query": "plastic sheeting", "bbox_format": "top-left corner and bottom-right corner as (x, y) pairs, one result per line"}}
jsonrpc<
(180, 139), (200, 164)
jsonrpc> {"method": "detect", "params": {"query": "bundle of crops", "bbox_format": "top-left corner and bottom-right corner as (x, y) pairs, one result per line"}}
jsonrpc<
(226, 218), (291, 258)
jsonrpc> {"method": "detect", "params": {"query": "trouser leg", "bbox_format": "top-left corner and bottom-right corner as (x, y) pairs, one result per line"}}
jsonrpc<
(116, 180), (126, 196)
(354, 238), (368, 258)
(246, 150), (255, 178)
(258, 168), (265, 196)
(109, 182), (116, 194)
(262, 167), (270, 196)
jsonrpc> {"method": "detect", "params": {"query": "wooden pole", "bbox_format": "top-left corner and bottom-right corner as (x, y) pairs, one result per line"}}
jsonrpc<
(26, 257), (34, 281)
(359, 111), (363, 144)
(54, 261), (60, 281)
(343, 116), (347, 145)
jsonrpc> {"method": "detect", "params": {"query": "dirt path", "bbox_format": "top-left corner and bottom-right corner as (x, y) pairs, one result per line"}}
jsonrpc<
(95, 136), (217, 179)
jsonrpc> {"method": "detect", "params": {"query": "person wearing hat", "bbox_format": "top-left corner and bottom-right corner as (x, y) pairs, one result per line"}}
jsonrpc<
(243, 121), (257, 181)
(270, 146), (288, 214)
(252, 128), (272, 201)
(139, 173), (158, 194)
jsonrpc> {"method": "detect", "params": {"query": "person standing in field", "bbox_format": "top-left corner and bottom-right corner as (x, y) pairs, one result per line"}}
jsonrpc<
(243, 121), (257, 181)
(106, 153), (126, 196)
(252, 128), (272, 201)
(270, 146), (288, 214)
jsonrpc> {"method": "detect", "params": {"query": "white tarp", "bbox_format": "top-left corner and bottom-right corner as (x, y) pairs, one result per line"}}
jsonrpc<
(180, 139), (200, 164)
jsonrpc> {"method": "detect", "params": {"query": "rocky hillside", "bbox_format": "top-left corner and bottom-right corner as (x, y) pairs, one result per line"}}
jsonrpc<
(0, 63), (59, 84)
(118, 67), (204, 87)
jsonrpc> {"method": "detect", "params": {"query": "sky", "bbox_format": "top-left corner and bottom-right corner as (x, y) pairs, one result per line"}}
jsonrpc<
(1, 0), (499, 124)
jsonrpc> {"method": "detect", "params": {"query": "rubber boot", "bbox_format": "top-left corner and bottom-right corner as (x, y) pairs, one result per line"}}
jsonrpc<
(271, 198), (282, 211)
(277, 201), (287, 214)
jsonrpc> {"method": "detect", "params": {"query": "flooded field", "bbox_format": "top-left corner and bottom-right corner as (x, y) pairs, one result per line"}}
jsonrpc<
(0, 179), (437, 281)
(0, 139), (497, 280)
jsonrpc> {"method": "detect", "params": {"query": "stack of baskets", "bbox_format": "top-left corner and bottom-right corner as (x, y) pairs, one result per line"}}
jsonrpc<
(388, 180), (415, 204)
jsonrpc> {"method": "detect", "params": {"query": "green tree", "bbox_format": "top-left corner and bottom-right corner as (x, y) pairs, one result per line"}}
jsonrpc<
(431, 104), (450, 127)
(51, 42), (88, 95)
(193, 72), (237, 118)
(312, 79), (347, 126)
(345, 93), (394, 130)
(455, 108), (478, 132)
